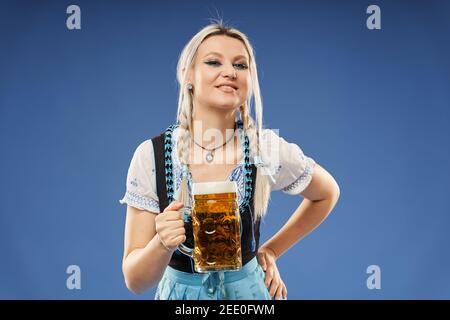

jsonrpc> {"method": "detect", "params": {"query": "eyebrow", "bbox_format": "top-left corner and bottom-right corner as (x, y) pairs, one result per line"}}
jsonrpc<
(204, 51), (248, 61)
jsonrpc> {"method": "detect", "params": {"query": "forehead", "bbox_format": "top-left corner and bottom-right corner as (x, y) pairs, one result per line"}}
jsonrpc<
(197, 35), (249, 60)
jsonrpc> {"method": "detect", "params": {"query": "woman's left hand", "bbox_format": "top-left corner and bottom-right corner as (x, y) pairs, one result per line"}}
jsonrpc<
(257, 246), (287, 300)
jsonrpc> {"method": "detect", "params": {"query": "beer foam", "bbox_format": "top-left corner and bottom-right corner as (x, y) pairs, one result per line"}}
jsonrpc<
(192, 181), (237, 195)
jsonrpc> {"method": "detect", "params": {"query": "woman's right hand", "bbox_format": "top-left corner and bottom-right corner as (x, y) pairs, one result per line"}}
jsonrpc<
(154, 201), (186, 251)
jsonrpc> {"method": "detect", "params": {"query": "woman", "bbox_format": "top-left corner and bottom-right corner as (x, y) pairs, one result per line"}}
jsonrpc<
(119, 22), (340, 300)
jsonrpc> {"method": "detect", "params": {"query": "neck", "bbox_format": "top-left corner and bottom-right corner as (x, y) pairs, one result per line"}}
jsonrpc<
(191, 106), (238, 146)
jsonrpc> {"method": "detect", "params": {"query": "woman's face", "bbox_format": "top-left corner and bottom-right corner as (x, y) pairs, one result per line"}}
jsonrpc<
(189, 35), (251, 112)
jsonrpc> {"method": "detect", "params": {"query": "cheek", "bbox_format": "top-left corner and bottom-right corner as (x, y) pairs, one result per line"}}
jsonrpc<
(196, 68), (216, 87)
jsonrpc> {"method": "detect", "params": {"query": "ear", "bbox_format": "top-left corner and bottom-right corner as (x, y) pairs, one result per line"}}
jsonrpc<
(186, 71), (194, 85)
(183, 63), (196, 84)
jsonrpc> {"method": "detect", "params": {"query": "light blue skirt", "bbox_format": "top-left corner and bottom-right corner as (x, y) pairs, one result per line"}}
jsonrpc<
(155, 257), (272, 300)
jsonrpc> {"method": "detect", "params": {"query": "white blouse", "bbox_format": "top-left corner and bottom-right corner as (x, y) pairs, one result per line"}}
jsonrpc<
(119, 127), (316, 213)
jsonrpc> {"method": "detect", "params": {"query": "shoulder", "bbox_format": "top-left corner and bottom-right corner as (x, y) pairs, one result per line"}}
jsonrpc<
(260, 128), (294, 151)
(131, 139), (155, 163)
(131, 125), (180, 166)
(135, 139), (154, 154)
(259, 128), (300, 169)
(259, 127), (316, 193)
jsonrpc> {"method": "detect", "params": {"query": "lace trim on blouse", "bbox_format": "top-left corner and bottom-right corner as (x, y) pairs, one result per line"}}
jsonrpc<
(119, 190), (160, 213)
(282, 158), (316, 195)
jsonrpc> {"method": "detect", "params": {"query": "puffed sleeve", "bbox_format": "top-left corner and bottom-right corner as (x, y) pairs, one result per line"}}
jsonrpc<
(119, 139), (161, 213)
(260, 129), (316, 195)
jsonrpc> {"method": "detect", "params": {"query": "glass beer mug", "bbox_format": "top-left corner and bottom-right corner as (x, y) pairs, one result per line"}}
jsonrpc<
(178, 181), (242, 273)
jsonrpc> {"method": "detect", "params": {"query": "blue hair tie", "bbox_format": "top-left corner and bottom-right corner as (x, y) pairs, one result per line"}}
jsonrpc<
(254, 155), (277, 184)
(182, 164), (189, 178)
(253, 155), (265, 168)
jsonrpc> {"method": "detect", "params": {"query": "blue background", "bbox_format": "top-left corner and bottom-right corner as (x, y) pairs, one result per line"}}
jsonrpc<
(1, 0), (449, 299)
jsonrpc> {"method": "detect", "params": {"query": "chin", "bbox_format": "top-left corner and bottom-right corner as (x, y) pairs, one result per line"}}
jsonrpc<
(206, 97), (240, 111)
(211, 102), (241, 111)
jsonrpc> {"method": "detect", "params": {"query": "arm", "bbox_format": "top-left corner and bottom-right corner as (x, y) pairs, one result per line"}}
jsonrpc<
(122, 206), (172, 294)
(260, 163), (340, 258)
(257, 163), (340, 299)
(122, 202), (185, 294)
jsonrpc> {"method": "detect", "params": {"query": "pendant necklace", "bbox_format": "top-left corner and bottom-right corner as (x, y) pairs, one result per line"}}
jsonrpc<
(192, 124), (236, 163)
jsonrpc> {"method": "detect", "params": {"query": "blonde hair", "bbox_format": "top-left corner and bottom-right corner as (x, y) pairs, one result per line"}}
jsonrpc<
(175, 21), (270, 221)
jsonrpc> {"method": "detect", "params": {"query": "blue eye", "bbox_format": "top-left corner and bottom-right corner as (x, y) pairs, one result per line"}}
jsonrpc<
(234, 63), (248, 70)
(205, 60), (220, 66)
(204, 60), (248, 70)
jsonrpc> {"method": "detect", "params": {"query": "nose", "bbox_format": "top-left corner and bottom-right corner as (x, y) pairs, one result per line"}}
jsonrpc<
(221, 63), (237, 79)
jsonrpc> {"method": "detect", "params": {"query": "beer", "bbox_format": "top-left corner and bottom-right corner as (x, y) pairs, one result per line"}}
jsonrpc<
(179, 181), (242, 272)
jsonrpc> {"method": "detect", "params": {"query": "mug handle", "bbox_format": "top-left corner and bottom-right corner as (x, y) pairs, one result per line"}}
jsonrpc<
(177, 207), (193, 258)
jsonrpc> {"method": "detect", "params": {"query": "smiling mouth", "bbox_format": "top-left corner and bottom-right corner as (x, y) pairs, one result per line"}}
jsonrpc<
(216, 85), (237, 93)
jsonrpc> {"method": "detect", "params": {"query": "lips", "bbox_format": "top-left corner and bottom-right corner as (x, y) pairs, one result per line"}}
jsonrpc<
(216, 84), (238, 93)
